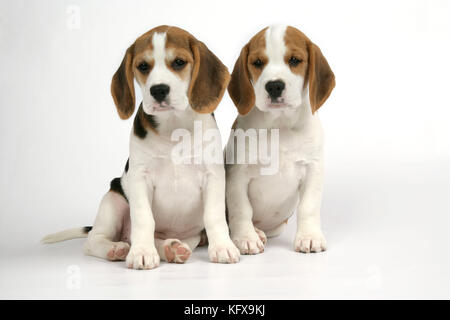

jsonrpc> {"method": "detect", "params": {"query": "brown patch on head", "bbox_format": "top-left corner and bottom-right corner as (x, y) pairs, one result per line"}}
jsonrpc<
(285, 26), (335, 113)
(228, 28), (267, 115)
(111, 26), (229, 118)
(131, 29), (157, 87)
(246, 29), (268, 84)
(133, 27), (194, 88)
(284, 27), (309, 77)
(165, 28), (194, 83)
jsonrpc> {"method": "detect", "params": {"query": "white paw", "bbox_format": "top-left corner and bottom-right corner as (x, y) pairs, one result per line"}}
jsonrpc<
(106, 241), (130, 261)
(126, 244), (160, 270)
(232, 230), (265, 255)
(208, 240), (240, 263)
(254, 227), (267, 245)
(294, 229), (327, 253)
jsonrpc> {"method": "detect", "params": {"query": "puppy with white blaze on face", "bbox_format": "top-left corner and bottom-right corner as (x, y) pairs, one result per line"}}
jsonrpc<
(42, 26), (240, 269)
(225, 25), (335, 255)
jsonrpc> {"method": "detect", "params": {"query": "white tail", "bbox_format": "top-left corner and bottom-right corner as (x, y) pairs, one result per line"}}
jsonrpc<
(41, 227), (91, 244)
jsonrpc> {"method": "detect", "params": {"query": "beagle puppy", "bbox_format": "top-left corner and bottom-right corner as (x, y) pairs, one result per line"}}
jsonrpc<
(43, 26), (240, 269)
(225, 25), (335, 254)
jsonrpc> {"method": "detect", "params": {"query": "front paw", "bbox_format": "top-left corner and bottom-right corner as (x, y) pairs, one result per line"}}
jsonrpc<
(208, 240), (240, 264)
(232, 230), (265, 255)
(126, 243), (160, 270)
(294, 229), (327, 253)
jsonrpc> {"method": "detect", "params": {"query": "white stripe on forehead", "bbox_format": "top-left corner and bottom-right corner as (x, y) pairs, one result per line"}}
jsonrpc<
(152, 32), (167, 65)
(265, 25), (287, 63)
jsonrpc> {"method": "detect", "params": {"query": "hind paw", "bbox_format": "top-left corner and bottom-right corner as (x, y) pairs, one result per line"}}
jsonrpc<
(106, 242), (130, 261)
(164, 239), (192, 263)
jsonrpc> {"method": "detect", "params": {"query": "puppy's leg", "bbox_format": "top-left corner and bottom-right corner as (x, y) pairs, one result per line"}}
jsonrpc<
(203, 167), (240, 263)
(83, 191), (130, 261)
(125, 168), (159, 270)
(155, 235), (201, 264)
(227, 172), (265, 255)
(294, 161), (327, 253)
(183, 234), (202, 251)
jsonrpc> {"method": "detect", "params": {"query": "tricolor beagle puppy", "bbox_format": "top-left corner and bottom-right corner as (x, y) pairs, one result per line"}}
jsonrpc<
(43, 26), (240, 269)
(225, 25), (335, 254)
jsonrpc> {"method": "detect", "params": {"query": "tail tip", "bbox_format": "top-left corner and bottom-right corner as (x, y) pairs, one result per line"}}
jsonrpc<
(40, 226), (92, 245)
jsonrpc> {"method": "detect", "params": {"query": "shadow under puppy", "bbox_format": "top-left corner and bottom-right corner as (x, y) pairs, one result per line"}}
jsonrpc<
(43, 26), (240, 269)
(225, 25), (335, 255)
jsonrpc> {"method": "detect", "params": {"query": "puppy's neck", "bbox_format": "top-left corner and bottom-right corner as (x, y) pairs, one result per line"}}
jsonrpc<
(244, 101), (315, 131)
(152, 106), (211, 137)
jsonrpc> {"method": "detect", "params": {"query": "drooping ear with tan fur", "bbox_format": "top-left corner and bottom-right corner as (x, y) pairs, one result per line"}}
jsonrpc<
(111, 44), (136, 119)
(188, 38), (230, 113)
(228, 44), (255, 115)
(307, 42), (335, 113)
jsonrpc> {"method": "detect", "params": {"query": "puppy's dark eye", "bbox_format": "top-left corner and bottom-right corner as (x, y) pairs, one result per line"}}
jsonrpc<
(252, 59), (264, 68)
(289, 56), (302, 67)
(172, 58), (186, 70)
(137, 62), (150, 73)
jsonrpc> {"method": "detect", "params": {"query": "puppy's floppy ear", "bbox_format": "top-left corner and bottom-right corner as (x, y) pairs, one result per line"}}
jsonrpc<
(188, 38), (230, 113)
(111, 44), (136, 119)
(228, 44), (255, 115)
(307, 42), (335, 113)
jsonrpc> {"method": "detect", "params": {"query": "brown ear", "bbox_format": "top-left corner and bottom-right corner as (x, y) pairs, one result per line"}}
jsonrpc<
(228, 44), (255, 115)
(188, 39), (230, 113)
(307, 42), (335, 113)
(111, 45), (136, 119)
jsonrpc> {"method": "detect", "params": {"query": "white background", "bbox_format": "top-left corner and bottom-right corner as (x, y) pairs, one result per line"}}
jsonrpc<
(1, 0), (450, 299)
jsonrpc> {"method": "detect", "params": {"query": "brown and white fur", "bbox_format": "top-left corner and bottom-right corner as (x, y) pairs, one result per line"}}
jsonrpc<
(43, 26), (240, 269)
(225, 25), (335, 255)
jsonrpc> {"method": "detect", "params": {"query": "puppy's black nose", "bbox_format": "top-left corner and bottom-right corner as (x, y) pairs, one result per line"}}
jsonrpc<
(265, 80), (285, 100)
(150, 84), (170, 102)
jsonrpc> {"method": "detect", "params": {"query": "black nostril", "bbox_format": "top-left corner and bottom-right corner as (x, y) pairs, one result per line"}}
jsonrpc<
(150, 84), (170, 102)
(265, 80), (285, 99)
